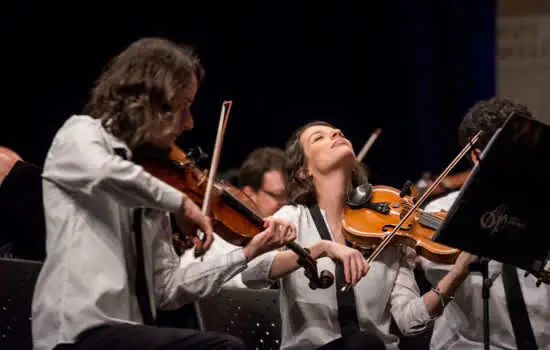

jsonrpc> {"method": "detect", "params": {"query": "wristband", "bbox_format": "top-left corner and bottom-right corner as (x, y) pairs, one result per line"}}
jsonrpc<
(432, 286), (454, 308)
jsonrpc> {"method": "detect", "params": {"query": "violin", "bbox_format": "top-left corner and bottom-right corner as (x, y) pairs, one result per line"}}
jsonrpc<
(133, 143), (335, 290)
(337, 131), (483, 292)
(342, 184), (459, 264)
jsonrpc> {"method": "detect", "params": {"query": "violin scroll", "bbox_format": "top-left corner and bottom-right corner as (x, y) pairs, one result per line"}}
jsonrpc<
(187, 146), (209, 167)
(290, 242), (335, 289)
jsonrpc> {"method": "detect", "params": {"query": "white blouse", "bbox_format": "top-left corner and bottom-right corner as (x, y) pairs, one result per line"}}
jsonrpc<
(241, 204), (434, 350)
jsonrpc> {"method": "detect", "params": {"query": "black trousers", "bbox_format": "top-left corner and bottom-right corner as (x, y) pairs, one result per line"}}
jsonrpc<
(53, 323), (246, 350)
(317, 331), (386, 350)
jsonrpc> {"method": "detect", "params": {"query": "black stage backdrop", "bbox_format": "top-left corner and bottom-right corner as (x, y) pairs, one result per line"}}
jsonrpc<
(1, 1), (495, 188)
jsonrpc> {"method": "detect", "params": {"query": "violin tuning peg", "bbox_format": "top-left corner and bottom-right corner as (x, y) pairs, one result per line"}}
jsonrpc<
(400, 181), (413, 198)
(536, 279), (542, 287)
(187, 146), (209, 165)
(524, 271), (530, 277)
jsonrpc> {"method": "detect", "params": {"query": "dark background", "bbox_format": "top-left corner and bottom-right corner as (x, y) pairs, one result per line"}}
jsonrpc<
(1, 1), (495, 188)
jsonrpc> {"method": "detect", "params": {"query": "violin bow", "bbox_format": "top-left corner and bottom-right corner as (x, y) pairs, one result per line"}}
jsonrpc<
(341, 130), (483, 291)
(195, 100), (233, 256)
(369, 130), (483, 261)
(356, 128), (381, 162)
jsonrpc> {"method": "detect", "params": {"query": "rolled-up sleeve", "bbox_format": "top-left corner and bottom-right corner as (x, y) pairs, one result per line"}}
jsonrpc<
(240, 205), (302, 289)
(390, 247), (435, 335)
(153, 230), (249, 310)
(418, 257), (453, 287)
(240, 250), (278, 289)
(42, 116), (183, 213)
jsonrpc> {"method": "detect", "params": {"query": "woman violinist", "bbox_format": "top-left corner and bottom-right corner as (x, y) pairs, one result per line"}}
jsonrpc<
(241, 121), (478, 350)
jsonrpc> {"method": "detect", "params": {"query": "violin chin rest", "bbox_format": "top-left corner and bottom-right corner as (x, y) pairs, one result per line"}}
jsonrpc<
(346, 182), (373, 208)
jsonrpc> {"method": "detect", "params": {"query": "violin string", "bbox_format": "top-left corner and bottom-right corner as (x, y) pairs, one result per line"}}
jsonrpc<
(220, 186), (264, 223)
(365, 130), (482, 263)
(402, 203), (444, 224)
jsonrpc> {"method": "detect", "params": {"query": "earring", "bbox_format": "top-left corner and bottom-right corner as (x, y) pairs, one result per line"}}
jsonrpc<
(297, 168), (309, 179)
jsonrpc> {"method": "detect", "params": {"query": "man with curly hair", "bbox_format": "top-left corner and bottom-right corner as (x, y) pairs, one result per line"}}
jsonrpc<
(31, 37), (297, 350)
(419, 98), (550, 349)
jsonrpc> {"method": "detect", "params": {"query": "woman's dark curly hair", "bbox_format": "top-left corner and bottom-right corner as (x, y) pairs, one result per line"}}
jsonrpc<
(83, 37), (204, 149)
(284, 121), (368, 206)
(458, 97), (533, 150)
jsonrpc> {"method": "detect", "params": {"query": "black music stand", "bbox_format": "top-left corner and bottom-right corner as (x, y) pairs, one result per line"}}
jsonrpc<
(433, 113), (550, 349)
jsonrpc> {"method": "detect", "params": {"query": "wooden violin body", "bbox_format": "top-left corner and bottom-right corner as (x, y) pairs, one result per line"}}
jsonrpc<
(133, 143), (335, 290)
(342, 185), (460, 264)
(137, 145), (263, 247)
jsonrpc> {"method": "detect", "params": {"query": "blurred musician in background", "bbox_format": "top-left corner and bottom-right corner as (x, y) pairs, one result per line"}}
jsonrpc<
(219, 168), (240, 187)
(237, 147), (287, 218)
(180, 146), (287, 288)
(419, 98), (550, 349)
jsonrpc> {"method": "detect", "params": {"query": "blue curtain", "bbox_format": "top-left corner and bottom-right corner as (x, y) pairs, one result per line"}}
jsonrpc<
(0, 3), (496, 185)
(374, 0), (496, 186)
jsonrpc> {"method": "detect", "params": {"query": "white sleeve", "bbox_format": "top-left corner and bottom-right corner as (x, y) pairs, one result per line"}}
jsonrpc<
(240, 205), (302, 289)
(42, 116), (182, 213)
(390, 247), (435, 335)
(153, 218), (248, 309)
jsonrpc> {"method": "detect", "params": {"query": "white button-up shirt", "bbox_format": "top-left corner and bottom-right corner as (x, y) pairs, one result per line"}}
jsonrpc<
(179, 234), (248, 288)
(32, 115), (248, 350)
(419, 191), (550, 349)
(241, 204), (434, 350)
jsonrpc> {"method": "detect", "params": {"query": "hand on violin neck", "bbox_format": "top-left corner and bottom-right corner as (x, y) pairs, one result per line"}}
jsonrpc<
(243, 216), (297, 261)
(175, 195), (214, 256)
(321, 241), (370, 286)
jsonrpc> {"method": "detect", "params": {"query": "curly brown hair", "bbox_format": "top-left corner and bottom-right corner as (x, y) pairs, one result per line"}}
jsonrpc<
(458, 97), (533, 150)
(83, 37), (205, 149)
(284, 121), (368, 206)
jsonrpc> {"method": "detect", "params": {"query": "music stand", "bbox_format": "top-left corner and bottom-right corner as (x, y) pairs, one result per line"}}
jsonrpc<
(433, 113), (550, 349)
